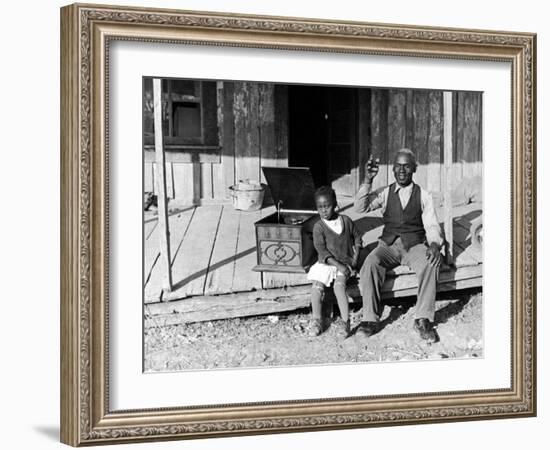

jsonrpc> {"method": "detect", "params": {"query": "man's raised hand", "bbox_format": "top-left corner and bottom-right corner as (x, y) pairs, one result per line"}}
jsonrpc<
(365, 155), (380, 181)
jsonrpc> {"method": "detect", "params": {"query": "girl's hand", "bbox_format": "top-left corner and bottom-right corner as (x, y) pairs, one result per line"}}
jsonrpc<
(347, 264), (358, 277)
(336, 263), (351, 277)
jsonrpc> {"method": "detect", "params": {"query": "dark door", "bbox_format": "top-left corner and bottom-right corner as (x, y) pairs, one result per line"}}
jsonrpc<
(326, 87), (357, 196)
(288, 85), (357, 197)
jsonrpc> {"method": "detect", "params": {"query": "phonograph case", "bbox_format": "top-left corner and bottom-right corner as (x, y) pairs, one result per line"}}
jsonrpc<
(253, 167), (319, 273)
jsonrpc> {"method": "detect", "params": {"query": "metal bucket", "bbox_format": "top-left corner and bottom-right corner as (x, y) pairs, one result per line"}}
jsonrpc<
(229, 180), (265, 211)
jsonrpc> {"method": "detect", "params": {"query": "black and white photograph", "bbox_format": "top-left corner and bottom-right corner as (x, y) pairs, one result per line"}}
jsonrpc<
(142, 78), (483, 371)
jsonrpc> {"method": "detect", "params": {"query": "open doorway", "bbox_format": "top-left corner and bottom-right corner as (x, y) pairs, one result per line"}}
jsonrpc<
(288, 85), (358, 197)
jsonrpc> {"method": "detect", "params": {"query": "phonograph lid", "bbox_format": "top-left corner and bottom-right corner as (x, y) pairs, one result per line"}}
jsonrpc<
(261, 167), (317, 212)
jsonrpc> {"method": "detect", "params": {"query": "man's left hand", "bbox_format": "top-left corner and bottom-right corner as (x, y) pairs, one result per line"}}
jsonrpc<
(425, 243), (442, 268)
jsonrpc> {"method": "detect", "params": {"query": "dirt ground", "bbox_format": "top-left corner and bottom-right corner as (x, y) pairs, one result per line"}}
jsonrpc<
(144, 290), (483, 372)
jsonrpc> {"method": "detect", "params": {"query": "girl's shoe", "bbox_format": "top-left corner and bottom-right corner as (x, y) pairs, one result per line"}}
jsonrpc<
(308, 318), (323, 337)
(335, 318), (351, 339)
(343, 320), (351, 339)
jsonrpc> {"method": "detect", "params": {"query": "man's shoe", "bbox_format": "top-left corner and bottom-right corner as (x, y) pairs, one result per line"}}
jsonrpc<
(414, 318), (438, 343)
(355, 321), (378, 338)
(308, 318), (323, 337)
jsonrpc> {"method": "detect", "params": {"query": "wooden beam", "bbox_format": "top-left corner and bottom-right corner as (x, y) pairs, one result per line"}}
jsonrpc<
(144, 264), (482, 325)
(443, 91), (454, 264)
(153, 78), (173, 292)
(145, 285), (312, 327)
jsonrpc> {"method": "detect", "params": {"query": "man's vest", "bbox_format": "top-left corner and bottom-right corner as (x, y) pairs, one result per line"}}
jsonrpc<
(381, 183), (426, 250)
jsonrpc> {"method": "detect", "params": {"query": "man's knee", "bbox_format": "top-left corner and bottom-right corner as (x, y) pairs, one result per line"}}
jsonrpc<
(413, 258), (439, 282)
(361, 252), (382, 273)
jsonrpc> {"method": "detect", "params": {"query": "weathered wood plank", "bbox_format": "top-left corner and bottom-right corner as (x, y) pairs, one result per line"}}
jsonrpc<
(166, 163), (174, 198)
(234, 82), (261, 183)
(453, 242), (479, 267)
(458, 92), (469, 163)
(356, 88), (370, 194)
(144, 162), (153, 192)
(144, 208), (196, 302)
(144, 217), (157, 240)
(370, 263), (481, 297)
(145, 264), (482, 324)
(144, 149), (221, 164)
(204, 205), (241, 295)
(274, 84), (289, 167)
(443, 91), (454, 262)
(172, 163), (191, 204)
(405, 89), (414, 149)
(461, 92), (482, 163)
(192, 163), (201, 204)
(221, 82), (236, 198)
(370, 89), (389, 190)
(145, 285), (312, 326)
(258, 83), (277, 185)
(212, 163), (226, 200)
(379, 273), (482, 299)
(172, 163), (200, 205)
(262, 270), (309, 289)
(153, 164), (173, 196)
(231, 209), (263, 292)
(213, 81), (227, 200)
(462, 243), (482, 265)
(200, 163), (213, 200)
(153, 78), (173, 292)
(152, 162), (157, 195)
(427, 91), (443, 193)
(462, 161), (483, 181)
(202, 81), (220, 147)
(143, 224), (159, 285)
(412, 90), (429, 189)
(172, 163), (186, 201)
(455, 245), (481, 267)
(164, 205), (223, 300)
(387, 89), (407, 180)
(453, 205), (483, 265)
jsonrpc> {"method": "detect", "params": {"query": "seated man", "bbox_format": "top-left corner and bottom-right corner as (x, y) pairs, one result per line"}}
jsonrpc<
(354, 148), (443, 343)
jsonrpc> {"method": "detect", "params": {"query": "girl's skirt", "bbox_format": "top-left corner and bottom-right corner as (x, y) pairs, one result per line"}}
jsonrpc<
(307, 262), (346, 287)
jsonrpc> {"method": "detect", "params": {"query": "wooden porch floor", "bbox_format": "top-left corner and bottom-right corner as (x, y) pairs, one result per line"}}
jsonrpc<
(144, 200), (482, 304)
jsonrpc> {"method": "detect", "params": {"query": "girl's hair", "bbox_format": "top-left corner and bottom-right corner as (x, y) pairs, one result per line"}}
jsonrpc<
(314, 186), (337, 205)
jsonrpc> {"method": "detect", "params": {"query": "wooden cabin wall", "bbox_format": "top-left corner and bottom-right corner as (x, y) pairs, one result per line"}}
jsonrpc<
(364, 89), (482, 195)
(144, 84), (481, 204)
(144, 81), (288, 205)
(232, 83), (289, 186)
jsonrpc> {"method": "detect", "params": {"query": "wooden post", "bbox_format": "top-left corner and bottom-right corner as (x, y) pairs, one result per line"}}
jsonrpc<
(443, 91), (454, 265)
(153, 78), (173, 292)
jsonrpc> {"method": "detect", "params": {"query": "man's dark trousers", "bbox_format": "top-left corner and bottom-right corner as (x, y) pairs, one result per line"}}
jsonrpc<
(359, 238), (439, 322)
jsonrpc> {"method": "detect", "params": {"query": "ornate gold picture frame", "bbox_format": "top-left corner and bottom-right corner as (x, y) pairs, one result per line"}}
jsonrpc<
(60, 3), (536, 446)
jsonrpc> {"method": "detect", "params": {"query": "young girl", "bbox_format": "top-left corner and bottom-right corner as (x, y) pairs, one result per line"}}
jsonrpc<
(307, 186), (362, 338)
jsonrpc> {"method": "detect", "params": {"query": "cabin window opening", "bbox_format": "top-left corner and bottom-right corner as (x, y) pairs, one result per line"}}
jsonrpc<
(143, 78), (219, 149)
(172, 102), (202, 139)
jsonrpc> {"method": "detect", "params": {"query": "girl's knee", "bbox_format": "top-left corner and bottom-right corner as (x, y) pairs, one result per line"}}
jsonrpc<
(311, 281), (325, 293)
(334, 275), (347, 288)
